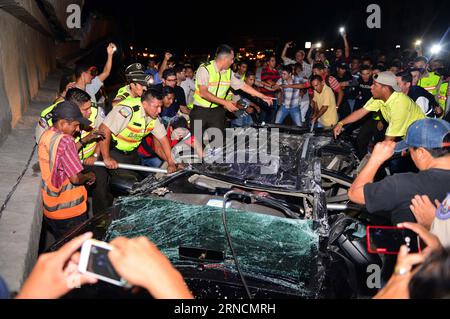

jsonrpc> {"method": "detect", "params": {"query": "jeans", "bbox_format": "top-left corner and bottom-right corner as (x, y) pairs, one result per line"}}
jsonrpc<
(231, 112), (254, 127)
(347, 99), (356, 113)
(275, 105), (302, 126)
(139, 154), (163, 168)
(260, 99), (278, 124)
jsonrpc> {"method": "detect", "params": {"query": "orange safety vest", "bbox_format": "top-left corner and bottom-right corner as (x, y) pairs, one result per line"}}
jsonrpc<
(38, 130), (87, 220)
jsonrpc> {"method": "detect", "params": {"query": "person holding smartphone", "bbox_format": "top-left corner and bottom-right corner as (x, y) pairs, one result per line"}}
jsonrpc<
(12, 233), (192, 299)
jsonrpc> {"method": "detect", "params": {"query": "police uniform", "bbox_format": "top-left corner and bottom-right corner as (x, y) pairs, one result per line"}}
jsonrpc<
(102, 97), (166, 180)
(112, 63), (151, 107)
(191, 60), (244, 139)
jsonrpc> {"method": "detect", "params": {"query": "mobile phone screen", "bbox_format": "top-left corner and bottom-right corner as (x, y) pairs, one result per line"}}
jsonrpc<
(367, 227), (420, 254)
(87, 245), (122, 282)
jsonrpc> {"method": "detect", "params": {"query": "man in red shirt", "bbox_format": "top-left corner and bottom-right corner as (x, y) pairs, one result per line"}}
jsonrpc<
(259, 55), (281, 123)
(138, 116), (202, 167)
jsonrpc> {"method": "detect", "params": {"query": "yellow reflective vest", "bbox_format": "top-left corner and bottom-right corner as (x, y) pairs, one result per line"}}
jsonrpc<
(193, 61), (232, 108)
(111, 98), (157, 152)
(40, 99), (98, 160)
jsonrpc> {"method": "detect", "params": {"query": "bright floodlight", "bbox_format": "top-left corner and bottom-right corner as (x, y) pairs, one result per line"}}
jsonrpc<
(430, 44), (442, 55)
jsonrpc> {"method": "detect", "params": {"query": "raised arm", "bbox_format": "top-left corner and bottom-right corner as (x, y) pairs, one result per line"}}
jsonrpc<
(342, 33), (350, 59)
(97, 43), (116, 82)
(158, 52), (172, 80)
(281, 42), (293, 62)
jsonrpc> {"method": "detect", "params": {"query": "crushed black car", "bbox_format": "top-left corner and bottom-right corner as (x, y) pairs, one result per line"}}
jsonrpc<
(49, 126), (384, 299)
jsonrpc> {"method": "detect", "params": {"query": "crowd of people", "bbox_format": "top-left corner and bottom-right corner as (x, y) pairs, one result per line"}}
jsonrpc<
(1, 29), (449, 299)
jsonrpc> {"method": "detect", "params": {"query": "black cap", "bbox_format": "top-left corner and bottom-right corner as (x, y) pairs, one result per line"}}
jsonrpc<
(127, 73), (154, 87)
(125, 63), (145, 76)
(52, 101), (91, 127)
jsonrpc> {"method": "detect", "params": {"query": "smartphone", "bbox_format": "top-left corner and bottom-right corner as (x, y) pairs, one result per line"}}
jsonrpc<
(367, 226), (421, 255)
(78, 239), (128, 287)
(305, 42), (312, 49)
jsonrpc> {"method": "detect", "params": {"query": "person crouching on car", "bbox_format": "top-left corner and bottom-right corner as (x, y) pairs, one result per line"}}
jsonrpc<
(138, 116), (203, 168)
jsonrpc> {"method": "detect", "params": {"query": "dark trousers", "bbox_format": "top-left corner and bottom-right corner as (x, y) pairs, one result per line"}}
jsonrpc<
(356, 117), (386, 159)
(83, 164), (113, 216)
(108, 148), (142, 183)
(44, 214), (89, 241)
(190, 105), (226, 145)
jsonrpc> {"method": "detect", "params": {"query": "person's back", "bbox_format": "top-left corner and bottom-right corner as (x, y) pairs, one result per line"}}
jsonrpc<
(408, 85), (439, 118)
(350, 118), (450, 225)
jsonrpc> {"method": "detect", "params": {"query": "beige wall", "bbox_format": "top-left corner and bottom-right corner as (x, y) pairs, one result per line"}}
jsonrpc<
(0, 9), (55, 131)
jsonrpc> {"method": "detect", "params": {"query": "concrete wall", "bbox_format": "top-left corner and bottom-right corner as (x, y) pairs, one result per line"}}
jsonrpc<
(0, 8), (55, 144)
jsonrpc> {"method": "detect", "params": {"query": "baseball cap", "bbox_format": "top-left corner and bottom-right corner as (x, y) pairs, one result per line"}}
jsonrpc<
(394, 118), (450, 153)
(52, 101), (91, 127)
(373, 71), (402, 92)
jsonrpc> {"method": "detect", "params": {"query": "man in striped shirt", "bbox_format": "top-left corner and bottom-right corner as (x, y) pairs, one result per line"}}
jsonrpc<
(39, 102), (97, 239)
(259, 55), (281, 123)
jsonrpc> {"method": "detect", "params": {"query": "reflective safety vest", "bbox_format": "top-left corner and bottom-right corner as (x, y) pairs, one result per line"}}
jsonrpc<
(437, 82), (448, 110)
(114, 85), (132, 105)
(193, 61), (232, 108)
(418, 72), (441, 96)
(40, 99), (64, 127)
(111, 98), (157, 152)
(76, 107), (99, 160)
(38, 130), (87, 220)
(40, 101), (99, 160)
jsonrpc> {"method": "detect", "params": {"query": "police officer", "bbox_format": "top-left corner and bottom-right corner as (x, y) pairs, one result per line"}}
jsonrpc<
(191, 44), (274, 141)
(99, 89), (178, 177)
(414, 56), (449, 111)
(112, 63), (154, 107)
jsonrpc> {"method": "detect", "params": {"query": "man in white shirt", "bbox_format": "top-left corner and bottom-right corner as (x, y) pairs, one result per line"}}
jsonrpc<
(281, 41), (312, 79)
(180, 64), (195, 107)
(74, 43), (116, 110)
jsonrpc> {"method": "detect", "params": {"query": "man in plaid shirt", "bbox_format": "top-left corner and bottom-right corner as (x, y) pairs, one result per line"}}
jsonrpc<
(275, 65), (303, 126)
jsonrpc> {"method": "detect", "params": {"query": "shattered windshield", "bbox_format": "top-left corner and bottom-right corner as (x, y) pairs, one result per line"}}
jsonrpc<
(104, 196), (321, 296)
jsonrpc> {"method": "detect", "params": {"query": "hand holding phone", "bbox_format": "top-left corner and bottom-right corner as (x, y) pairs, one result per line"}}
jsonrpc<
(78, 239), (128, 287)
(367, 226), (421, 255)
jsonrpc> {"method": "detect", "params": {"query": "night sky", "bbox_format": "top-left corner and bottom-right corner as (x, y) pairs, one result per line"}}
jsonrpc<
(83, 0), (449, 57)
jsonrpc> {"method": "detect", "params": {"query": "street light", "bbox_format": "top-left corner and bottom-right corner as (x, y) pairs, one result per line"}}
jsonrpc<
(430, 44), (442, 55)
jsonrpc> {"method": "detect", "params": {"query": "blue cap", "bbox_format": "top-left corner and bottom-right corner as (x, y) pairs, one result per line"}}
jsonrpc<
(394, 118), (450, 153)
